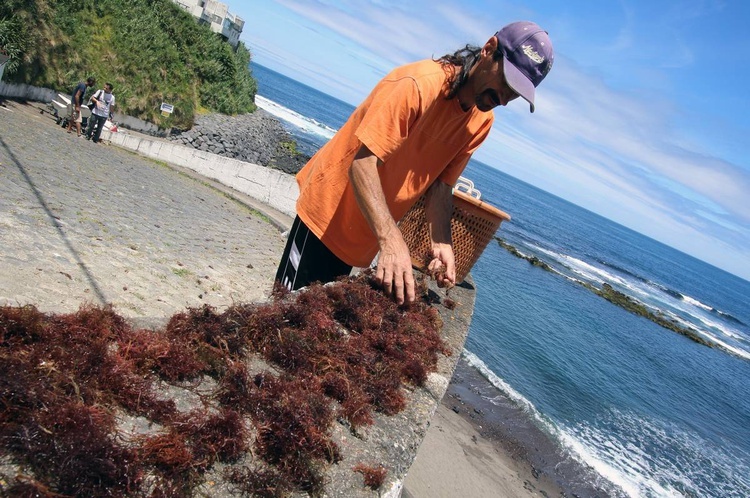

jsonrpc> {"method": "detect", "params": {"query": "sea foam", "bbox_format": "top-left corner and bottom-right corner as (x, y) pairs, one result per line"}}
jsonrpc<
(518, 242), (750, 358)
(255, 95), (336, 140)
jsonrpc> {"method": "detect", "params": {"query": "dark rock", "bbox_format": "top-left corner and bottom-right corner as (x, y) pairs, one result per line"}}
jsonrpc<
(167, 109), (310, 174)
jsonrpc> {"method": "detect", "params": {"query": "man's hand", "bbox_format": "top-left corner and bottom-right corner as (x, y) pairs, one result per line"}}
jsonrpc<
(374, 227), (416, 305)
(424, 180), (456, 288)
(349, 144), (416, 305)
(428, 242), (456, 288)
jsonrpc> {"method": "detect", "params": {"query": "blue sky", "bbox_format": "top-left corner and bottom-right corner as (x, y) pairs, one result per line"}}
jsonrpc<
(235, 0), (750, 281)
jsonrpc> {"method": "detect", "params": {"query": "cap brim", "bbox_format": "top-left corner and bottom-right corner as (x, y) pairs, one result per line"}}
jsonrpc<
(503, 57), (536, 113)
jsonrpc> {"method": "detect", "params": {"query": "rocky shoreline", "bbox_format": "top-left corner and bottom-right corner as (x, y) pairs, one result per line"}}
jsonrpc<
(493, 236), (742, 358)
(168, 110), (310, 174)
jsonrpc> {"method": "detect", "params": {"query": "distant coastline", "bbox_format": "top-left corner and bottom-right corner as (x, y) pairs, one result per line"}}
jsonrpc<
(494, 236), (744, 358)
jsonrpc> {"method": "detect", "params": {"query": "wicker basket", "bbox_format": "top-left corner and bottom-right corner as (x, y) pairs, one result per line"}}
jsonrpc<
(398, 179), (510, 283)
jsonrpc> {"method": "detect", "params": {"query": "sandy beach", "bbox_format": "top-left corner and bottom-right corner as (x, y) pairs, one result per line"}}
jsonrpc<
(1, 99), (565, 497)
(404, 357), (566, 498)
(404, 403), (561, 498)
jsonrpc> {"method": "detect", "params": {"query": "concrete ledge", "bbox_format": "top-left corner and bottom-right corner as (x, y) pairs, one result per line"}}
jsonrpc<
(321, 279), (475, 497)
(102, 130), (299, 219)
(0, 81), (58, 102)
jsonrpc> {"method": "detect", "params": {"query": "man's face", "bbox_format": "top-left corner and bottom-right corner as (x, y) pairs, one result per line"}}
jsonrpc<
(104, 85), (112, 94)
(466, 39), (520, 112)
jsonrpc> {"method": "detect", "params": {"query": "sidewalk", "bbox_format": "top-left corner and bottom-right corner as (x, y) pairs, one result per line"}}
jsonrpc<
(0, 101), (287, 322)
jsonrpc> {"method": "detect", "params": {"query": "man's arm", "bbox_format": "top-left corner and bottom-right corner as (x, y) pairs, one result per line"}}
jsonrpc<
(74, 88), (84, 108)
(349, 144), (415, 305)
(424, 180), (456, 287)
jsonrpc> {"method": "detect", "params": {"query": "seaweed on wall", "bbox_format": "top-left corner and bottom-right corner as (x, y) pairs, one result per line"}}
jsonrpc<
(0, 273), (449, 496)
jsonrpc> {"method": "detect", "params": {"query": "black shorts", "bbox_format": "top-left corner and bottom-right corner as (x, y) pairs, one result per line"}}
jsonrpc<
(275, 216), (353, 291)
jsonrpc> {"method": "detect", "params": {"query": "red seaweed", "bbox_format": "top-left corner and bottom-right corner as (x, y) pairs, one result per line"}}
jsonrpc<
(353, 463), (388, 490)
(140, 431), (194, 477)
(175, 408), (249, 466)
(225, 467), (292, 498)
(1, 475), (67, 498)
(0, 274), (449, 496)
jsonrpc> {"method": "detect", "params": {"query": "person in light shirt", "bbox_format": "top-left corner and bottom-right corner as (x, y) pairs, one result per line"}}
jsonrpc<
(85, 83), (116, 144)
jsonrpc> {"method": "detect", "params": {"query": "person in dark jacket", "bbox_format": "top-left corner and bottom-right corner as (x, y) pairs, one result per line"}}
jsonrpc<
(66, 76), (96, 136)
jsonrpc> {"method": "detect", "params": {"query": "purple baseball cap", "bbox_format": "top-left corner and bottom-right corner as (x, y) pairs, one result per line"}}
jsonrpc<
(495, 21), (554, 112)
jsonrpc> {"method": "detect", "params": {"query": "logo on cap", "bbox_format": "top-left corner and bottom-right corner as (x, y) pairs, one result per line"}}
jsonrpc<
(521, 44), (545, 64)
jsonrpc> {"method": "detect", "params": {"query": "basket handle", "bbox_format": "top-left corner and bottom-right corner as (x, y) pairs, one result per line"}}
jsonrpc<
(454, 176), (481, 200)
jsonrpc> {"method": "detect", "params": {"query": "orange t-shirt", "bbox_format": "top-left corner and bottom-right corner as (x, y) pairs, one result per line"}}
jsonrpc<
(296, 59), (494, 267)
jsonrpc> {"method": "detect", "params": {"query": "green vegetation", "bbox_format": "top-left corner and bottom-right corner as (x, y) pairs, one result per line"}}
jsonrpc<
(495, 237), (553, 271)
(278, 139), (300, 156)
(0, 0), (257, 128)
(596, 283), (712, 347)
(0, 14), (26, 75)
(494, 237), (717, 352)
(171, 267), (192, 278)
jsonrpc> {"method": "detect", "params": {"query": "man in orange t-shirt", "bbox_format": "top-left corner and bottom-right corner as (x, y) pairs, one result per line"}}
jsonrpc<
(276, 21), (554, 304)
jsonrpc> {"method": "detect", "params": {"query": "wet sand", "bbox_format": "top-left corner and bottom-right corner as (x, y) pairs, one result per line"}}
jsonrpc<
(405, 356), (619, 498)
(403, 357), (566, 497)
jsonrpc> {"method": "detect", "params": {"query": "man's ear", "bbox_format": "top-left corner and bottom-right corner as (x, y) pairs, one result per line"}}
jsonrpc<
(481, 35), (499, 57)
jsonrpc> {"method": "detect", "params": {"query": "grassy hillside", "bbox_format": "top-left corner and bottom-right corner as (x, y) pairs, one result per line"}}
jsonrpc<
(0, 0), (257, 128)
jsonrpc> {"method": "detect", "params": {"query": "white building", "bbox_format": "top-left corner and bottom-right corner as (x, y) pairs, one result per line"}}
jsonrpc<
(173, 0), (244, 49)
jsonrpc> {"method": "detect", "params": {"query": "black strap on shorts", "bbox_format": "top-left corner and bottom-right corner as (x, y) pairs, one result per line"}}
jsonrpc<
(275, 216), (353, 291)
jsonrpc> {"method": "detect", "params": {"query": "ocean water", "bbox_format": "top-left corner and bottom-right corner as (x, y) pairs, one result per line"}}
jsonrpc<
(250, 62), (750, 497)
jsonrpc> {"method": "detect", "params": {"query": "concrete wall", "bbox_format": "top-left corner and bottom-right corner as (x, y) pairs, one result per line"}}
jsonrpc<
(103, 130), (299, 219)
(0, 81), (58, 103)
(113, 113), (167, 137)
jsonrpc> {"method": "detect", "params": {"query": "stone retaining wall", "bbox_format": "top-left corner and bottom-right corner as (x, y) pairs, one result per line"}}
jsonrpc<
(168, 111), (309, 174)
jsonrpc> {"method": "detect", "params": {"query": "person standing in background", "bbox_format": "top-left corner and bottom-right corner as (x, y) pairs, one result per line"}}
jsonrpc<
(85, 83), (115, 144)
(66, 76), (96, 136)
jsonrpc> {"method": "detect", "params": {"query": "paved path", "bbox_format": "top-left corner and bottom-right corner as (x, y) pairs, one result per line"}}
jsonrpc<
(0, 101), (287, 322)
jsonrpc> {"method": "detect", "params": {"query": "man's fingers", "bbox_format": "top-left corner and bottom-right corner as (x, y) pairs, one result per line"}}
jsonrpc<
(445, 257), (456, 280)
(404, 271), (416, 304)
(380, 271), (393, 295)
(374, 263), (385, 285)
(444, 263), (456, 287)
(380, 269), (414, 305)
(392, 272), (406, 305)
(375, 252), (416, 304)
(383, 277), (393, 295)
(427, 257), (441, 272)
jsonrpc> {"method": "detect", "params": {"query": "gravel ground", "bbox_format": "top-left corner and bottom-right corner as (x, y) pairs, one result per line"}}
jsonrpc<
(0, 100), (287, 322)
